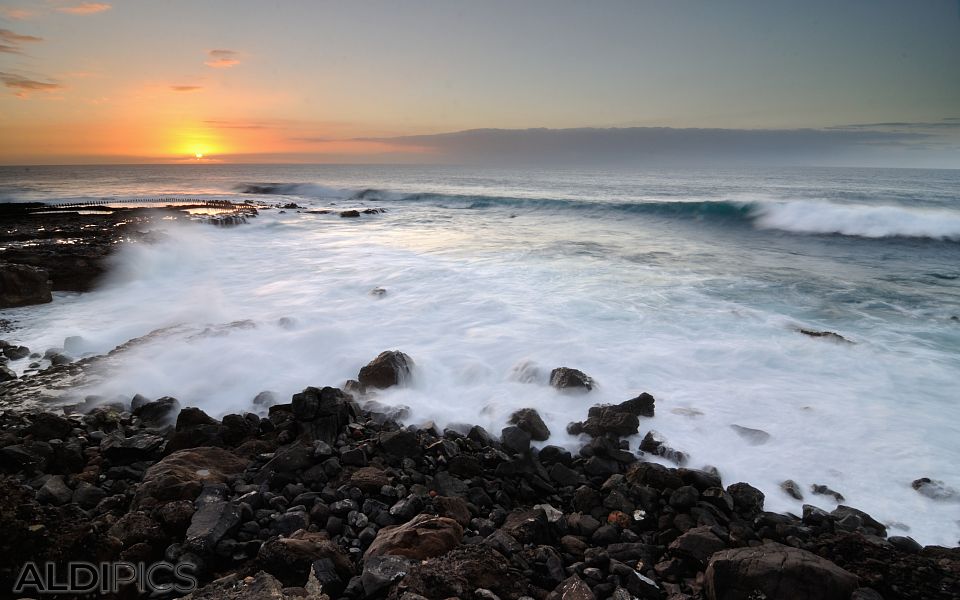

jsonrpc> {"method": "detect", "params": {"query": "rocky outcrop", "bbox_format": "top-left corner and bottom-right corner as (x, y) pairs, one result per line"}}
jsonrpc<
(0, 263), (52, 308)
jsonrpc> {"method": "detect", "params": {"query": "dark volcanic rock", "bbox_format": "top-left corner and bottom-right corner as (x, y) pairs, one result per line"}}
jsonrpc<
(727, 482), (765, 518)
(379, 429), (421, 458)
(0, 263), (52, 308)
(0, 365), (16, 382)
(579, 406), (640, 437)
(37, 474), (73, 505)
(509, 407), (551, 441)
(704, 542), (858, 600)
(911, 477), (958, 501)
(25, 412), (73, 440)
(134, 396), (181, 429)
(797, 328), (854, 344)
(358, 350), (413, 389)
(781, 479), (804, 500)
(291, 386), (355, 443)
(549, 367), (594, 391)
(501, 425), (532, 455)
(184, 501), (241, 554)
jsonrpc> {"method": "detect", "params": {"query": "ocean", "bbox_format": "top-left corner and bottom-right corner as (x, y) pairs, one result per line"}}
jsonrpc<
(1, 164), (959, 546)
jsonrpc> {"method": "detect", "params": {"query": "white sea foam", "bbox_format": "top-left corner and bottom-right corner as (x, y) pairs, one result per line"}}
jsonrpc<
(752, 200), (960, 240)
(4, 196), (960, 548)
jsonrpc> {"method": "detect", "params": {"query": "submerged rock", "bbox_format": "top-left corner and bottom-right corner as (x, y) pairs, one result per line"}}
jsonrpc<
(797, 328), (854, 344)
(912, 477), (958, 501)
(781, 479), (804, 500)
(730, 424), (770, 445)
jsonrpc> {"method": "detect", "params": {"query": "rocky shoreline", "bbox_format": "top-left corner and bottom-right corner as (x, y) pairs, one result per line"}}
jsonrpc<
(0, 349), (957, 600)
(1, 204), (958, 599)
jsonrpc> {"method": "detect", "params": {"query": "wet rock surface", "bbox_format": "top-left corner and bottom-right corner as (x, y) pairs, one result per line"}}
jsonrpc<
(0, 383), (956, 600)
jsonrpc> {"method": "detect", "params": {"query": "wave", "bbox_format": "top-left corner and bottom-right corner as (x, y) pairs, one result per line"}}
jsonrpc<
(233, 181), (960, 242)
(752, 201), (960, 241)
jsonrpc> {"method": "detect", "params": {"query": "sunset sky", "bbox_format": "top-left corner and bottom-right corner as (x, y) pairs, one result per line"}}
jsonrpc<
(1, 0), (958, 166)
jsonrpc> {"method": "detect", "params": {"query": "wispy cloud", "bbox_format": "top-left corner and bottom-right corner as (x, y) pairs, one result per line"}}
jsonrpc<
(0, 28), (42, 53)
(170, 85), (202, 93)
(829, 118), (960, 130)
(57, 3), (111, 16)
(203, 119), (266, 130)
(0, 71), (63, 97)
(0, 7), (35, 20)
(204, 49), (240, 68)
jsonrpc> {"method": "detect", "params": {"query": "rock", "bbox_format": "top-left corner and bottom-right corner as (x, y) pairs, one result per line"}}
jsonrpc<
(132, 447), (249, 509)
(508, 408), (551, 441)
(340, 210), (360, 218)
(669, 526), (726, 564)
(553, 574), (596, 600)
(501, 425), (532, 455)
(911, 477), (958, 500)
(362, 555), (416, 597)
(369, 287), (387, 298)
(797, 329), (854, 344)
(0, 441), (53, 474)
(0, 263), (52, 308)
(579, 406), (639, 437)
(364, 513), (463, 562)
(100, 431), (165, 463)
(25, 412), (73, 440)
(349, 466), (389, 493)
(434, 495), (472, 527)
(253, 391), (278, 408)
(395, 545), (526, 600)
(888, 535), (923, 554)
(811, 483), (845, 502)
(37, 475), (73, 505)
(730, 424), (770, 445)
(177, 570), (301, 600)
(134, 396), (181, 429)
(166, 408), (225, 452)
(781, 479), (804, 500)
(830, 505), (887, 536)
(256, 442), (314, 482)
(549, 367), (593, 391)
(358, 350), (413, 389)
(0, 365), (15, 382)
(185, 501), (241, 554)
(727, 482), (765, 518)
(256, 530), (354, 587)
(72, 481), (107, 509)
(2, 345), (30, 360)
(379, 429), (422, 458)
(704, 542), (858, 600)
(616, 392), (656, 417)
(108, 511), (166, 549)
(668, 485), (700, 510)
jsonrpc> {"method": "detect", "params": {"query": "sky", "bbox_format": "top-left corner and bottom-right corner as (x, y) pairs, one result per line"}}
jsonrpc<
(0, 0), (958, 166)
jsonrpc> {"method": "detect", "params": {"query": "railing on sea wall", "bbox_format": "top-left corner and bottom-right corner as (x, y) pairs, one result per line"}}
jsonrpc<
(40, 198), (240, 210)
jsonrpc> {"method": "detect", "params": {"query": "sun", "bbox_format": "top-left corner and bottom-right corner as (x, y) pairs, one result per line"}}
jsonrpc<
(195, 152), (204, 159)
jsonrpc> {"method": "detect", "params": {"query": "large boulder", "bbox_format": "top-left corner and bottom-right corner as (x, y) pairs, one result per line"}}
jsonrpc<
(132, 447), (249, 509)
(178, 571), (303, 600)
(184, 501), (242, 554)
(364, 514), (463, 562)
(358, 351), (413, 389)
(704, 543), (858, 600)
(0, 263), (52, 308)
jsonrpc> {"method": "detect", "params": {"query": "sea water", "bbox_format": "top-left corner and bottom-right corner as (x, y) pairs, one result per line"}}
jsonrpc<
(1, 164), (959, 546)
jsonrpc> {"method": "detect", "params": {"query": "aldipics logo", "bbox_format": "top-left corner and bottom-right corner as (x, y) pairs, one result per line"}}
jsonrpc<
(12, 561), (198, 595)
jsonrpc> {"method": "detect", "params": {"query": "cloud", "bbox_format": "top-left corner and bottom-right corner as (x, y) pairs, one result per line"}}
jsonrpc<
(829, 119), (960, 130)
(204, 49), (240, 68)
(57, 3), (111, 15)
(0, 71), (63, 97)
(0, 28), (42, 53)
(0, 7), (35, 20)
(203, 119), (266, 129)
(358, 126), (940, 167)
(170, 85), (202, 92)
